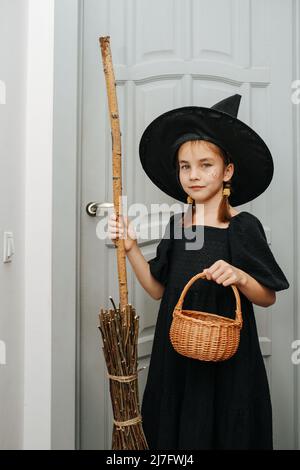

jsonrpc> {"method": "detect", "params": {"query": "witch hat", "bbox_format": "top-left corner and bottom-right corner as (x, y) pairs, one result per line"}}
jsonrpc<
(139, 94), (274, 207)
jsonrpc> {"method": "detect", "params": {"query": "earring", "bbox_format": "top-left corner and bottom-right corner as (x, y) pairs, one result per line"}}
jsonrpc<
(222, 186), (231, 197)
(187, 195), (194, 204)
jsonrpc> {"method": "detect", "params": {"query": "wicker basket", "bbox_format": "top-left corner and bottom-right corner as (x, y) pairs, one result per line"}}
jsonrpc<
(169, 271), (243, 362)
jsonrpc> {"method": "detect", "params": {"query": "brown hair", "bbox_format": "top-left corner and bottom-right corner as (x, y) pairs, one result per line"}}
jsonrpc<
(176, 140), (233, 224)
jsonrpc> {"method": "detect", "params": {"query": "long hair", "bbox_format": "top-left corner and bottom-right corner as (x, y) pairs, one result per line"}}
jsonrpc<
(175, 140), (233, 224)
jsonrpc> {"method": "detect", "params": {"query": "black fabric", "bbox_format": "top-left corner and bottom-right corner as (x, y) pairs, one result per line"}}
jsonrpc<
(228, 212), (290, 292)
(141, 211), (289, 450)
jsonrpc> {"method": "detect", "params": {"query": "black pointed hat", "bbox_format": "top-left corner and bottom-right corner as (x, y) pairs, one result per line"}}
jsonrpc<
(139, 94), (274, 207)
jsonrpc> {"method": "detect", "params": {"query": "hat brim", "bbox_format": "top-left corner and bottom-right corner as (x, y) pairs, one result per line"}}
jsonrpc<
(139, 106), (274, 207)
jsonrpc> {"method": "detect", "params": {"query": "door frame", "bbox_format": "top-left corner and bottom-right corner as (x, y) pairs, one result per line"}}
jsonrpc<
(51, 0), (83, 449)
(292, 0), (300, 451)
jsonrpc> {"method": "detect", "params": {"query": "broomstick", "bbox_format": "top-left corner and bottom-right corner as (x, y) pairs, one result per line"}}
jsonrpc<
(98, 36), (148, 450)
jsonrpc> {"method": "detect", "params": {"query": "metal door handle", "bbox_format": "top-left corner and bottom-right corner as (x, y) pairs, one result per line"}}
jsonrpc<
(86, 202), (114, 217)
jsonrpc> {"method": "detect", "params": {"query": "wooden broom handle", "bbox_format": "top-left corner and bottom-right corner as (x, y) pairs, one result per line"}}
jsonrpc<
(99, 36), (128, 310)
(174, 271), (242, 326)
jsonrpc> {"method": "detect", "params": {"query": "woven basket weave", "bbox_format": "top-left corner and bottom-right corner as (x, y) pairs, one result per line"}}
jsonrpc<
(170, 271), (243, 362)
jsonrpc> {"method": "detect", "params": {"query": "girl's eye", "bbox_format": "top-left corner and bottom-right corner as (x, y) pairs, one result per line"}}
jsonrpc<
(180, 164), (212, 169)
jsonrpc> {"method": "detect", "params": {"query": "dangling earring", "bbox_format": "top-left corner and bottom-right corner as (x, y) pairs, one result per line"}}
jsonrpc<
(222, 183), (231, 197)
(187, 195), (194, 204)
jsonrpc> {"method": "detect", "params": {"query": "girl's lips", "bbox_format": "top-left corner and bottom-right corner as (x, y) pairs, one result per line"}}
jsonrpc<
(190, 186), (205, 190)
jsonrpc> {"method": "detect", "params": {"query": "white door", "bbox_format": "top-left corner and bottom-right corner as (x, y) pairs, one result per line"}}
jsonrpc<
(79, 0), (294, 449)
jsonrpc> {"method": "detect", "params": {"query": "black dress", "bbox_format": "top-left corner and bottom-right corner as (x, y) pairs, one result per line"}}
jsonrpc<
(141, 211), (290, 450)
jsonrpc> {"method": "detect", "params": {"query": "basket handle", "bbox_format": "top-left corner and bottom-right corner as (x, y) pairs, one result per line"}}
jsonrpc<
(174, 270), (242, 326)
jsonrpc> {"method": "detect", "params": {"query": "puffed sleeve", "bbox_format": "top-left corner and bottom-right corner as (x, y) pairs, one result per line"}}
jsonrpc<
(148, 214), (174, 286)
(228, 212), (290, 292)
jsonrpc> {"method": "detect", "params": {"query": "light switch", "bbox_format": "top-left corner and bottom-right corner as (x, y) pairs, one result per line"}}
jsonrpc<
(3, 232), (15, 263)
(0, 80), (6, 104)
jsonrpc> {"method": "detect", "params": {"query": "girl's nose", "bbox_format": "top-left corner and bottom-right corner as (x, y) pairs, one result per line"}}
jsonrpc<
(190, 167), (201, 179)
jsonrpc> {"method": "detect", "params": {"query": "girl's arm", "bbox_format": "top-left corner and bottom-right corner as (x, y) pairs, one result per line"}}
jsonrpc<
(204, 261), (276, 308)
(235, 268), (276, 308)
(126, 242), (165, 300)
(108, 212), (165, 300)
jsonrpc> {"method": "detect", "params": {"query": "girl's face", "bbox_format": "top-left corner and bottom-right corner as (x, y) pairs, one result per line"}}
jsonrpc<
(177, 140), (234, 203)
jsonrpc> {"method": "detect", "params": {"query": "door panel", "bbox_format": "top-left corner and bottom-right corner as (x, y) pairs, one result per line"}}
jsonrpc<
(80, 0), (294, 449)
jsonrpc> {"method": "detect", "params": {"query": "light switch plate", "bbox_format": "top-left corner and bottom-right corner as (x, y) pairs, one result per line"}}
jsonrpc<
(3, 232), (15, 263)
(0, 80), (6, 104)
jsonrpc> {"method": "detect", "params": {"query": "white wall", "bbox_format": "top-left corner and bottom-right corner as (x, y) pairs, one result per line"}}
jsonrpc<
(23, 0), (54, 449)
(0, 0), (28, 450)
(0, 0), (55, 450)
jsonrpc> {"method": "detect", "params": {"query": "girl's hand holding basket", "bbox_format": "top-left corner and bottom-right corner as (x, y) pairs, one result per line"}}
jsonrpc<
(203, 260), (247, 287)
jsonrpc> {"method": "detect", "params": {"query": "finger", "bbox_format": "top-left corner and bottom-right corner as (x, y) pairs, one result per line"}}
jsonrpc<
(205, 260), (222, 272)
(203, 269), (212, 280)
(214, 272), (231, 284)
(216, 269), (236, 284)
(119, 214), (129, 224)
(108, 221), (118, 230)
(110, 227), (124, 237)
(211, 269), (225, 281)
(109, 227), (121, 236)
(203, 262), (221, 278)
(204, 268), (218, 280)
(211, 259), (227, 272)
(222, 275), (237, 287)
(114, 216), (124, 225)
(109, 222), (123, 230)
(108, 222), (118, 229)
(203, 268), (214, 280)
(210, 265), (230, 281)
(112, 214), (124, 226)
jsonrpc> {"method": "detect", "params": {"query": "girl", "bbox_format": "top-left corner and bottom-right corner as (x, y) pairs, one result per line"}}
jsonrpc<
(108, 94), (290, 450)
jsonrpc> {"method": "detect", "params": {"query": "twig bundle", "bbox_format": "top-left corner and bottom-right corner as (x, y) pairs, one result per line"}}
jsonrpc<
(98, 299), (147, 449)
